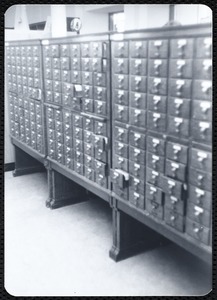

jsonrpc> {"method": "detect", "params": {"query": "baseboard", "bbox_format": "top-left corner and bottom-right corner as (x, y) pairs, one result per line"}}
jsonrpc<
(4, 163), (15, 172)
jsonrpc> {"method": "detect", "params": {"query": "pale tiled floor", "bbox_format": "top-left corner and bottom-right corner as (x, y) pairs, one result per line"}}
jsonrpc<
(5, 171), (212, 296)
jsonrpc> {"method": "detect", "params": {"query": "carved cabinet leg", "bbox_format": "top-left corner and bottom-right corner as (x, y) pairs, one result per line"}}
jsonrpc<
(13, 145), (45, 177)
(109, 204), (170, 262)
(46, 168), (89, 209)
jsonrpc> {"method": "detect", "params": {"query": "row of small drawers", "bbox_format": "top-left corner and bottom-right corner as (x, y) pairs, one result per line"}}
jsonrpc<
(113, 58), (211, 80)
(112, 38), (211, 59)
(6, 46), (40, 57)
(7, 56), (41, 68)
(7, 65), (41, 77)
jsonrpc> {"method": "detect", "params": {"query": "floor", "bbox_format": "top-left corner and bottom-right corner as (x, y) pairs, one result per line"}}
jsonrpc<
(5, 171), (212, 296)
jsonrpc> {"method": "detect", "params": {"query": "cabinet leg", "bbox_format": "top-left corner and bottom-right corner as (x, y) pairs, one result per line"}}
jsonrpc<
(13, 145), (45, 177)
(46, 169), (89, 209)
(109, 207), (170, 262)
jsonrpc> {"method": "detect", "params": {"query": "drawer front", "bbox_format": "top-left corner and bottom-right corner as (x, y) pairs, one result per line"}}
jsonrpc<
(74, 127), (83, 140)
(168, 116), (189, 138)
(84, 142), (94, 157)
(130, 92), (146, 110)
(164, 195), (184, 215)
(74, 139), (83, 152)
(60, 44), (69, 57)
(82, 72), (93, 85)
(130, 177), (145, 195)
(94, 160), (107, 177)
(166, 142), (188, 164)
(114, 104), (129, 123)
(129, 146), (145, 165)
(146, 199), (163, 219)
(60, 57), (70, 70)
(113, 183), (128, 201)
(73, 114), (83, 128)
(72, 97), (81, 111)
(53, 92), (62, 105)
(189, 167), (211, 191)
(147, 152), (164, 173)
(114, 90), (129, 106)
(82, 98), (94, 113)
(83, 117), (93, 131)
(129, 131), (146, 150)
(64, 135), (72, 148)
(188, 185), (212, 211)
(130, 41), (147, 58)
(165, 159), (186, 182)
(93, 73), (106, 87)
(95, 148), (107, 163)
(83, 85), (93, 99)
(129, 161), (145, 179)
(62, 70), (71, 83)
(52, 58), (60, 69)
(169, 79), (192, 98)
(53, 69), (61, 81)
(74, 151), (84, 164)
(195, 37), (212, 58)
(191, 120), (212, 144)
(83, 130), (93, 144)
(190, 148), (212, 172)
(71, 71), (81, 84)
(170, 59), (193, 78)
(129, 190), (145, 210)
(146, 183), (163, 204)
(114, 155), (128, 172)
(85, 167), (95, 182)
(130, 108), (146, 127)
(92, 58), (102, 72)
(114, 141), (128, 158)
(192, 100), (212, 121)
(46, 91), (53, 102)
(168, 97), (190, 118)
(91, 42), (103, 57)
(70, 44), (80, 58)
(81, 58), (91, 72)
(94, 100), (107, 115)
(149, 77), (167, 95)
(147, 111), (166, 133)
(187, 203), (211, 227)
(170, 38), (194, 58)
(74, 161), (84, 176)
(94, 87), (107, 102)
(147, 135), (165, 156)
(115, 126), (128, 144)
(81, 43), (90, 57)
(130, 59), (147, 76)
(149, 59), (168, 77)
(164, 208), (184, 232)
(131, 76), (147, 93)
(185, 218), (210, 245)
(193, 80), (212, 100)
(113, 41), (128, 58)
(114, 74), (129, 90)
(149, 40), (168, 59)
(194, 59), (212, 80)
(84, 155), (94, 169)
(94, 121), (107, 136)
(161, 176), (183, 199)
(71, 58), (81, 71)
(147, 95), (167, 114)
(113, 58), (129, 74)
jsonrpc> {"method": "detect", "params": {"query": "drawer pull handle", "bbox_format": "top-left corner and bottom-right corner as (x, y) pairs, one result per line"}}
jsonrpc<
(201, 81), (211, 94)
(203, 59), (212, 71)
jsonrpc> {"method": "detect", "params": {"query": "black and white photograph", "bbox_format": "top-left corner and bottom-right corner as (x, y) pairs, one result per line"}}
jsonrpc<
(4, 4), (213, 297)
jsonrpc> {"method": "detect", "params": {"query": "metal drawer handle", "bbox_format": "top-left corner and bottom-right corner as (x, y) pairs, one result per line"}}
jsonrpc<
(203, 59), (212, 71)
(153, 95), (161, 105)
(197, 175), (204, 183)
(201, 81), (211, 94)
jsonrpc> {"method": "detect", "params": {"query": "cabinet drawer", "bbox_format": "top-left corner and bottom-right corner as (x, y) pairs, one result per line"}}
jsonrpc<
(94, 121), (107, 136)
(147, 95), (167, 114)
(93, 73), (106, 87)
(50, 45), (60, 57)
(129, 190), (145, 210)
(146, 183), (163, 204)
(164, 195), (184, 215)
(74, 151), (84, 164)
(62, 110), (71, 124)
(149, 59), (168, 77)
(65, 157), (73, 169)
(195, 37), (212, 58)
(52, 57), (60, 69)
(85, 167), (95, 182)
(83, 130), (93, 144)
(84, 142), (94, 157)
(94, 160), (107, 177)
(74, 127), (83, 140)
(113, 183), (128, 201)
(149, 77), (167, 95)
(194, 59), (212, 80)
(113, 58), (129, 74)
(74, 161), (84, 176)
(192, 100), (212, 121)
(70, 44), (80, 58)
(73, 114), (83, 128)
(161, 176), (183, 199)
(74, 139), (83, 152)
(114, 74), (129, 90)
(168, 116), (189, 138)
(53, 92), (62, 105)
(168, 97), (190, 118)
(71, 58), (81, 71)
(111, 169), (129, 190)
(129, 131), (146, 150)
(45, 68), (52, 79)
(169, 79), (192, 98)
(185, 218), (210, 245)
(92, 58), (102, 72)
(55, 132), (64, 144)
(64, 135), (72, 148)
(130, 41), (147, 58)
(94, 100), (107, 115)
(83, 85), (93, 99)
(147, 111), (166, 133)
(170, 38), (194, 58)
(146, 199), (163, 220)
(95, 148), (107, 163)
(94, 87), (107, 102)
(164, 208), (184, 232)
(189, 168), (211, 191)
(165, 159), (186, 182)
(62, 94), (71, 107)
(91, 42), (103, 57)
(129, 161), (145, 179)
(81, 58), (91, 72)
(115, 126), (128, 144)
(114, 155), (128, 172)
(81, 72), (93, 86)
(113, 41), (128, 58)
(53, 69), (61, 81)
(45, 79), (52, 91)
(84, 155), (94, 169)
(71, 71), (81, 84)
(147, 152), (164, 173)
(60, 57), (70, 70)
(149, 40), (168, 58)
(129, 146), (145, 165)
(131, 76), (147, 93)
(114, 90), (129, 106)
(46, 91), (53, 102)
(53, 81), (62, 93)
(191, 120), (212, 144)
(60, 44), (69, 57)
(114, 141), (128, 158)
(130, 92), (146, 110)
(81, 43), (90, 57)
(130, 59), (147, 76)
(193, 80), (212, 100)
(147, 135), (165, 156)
(130, 108), (146, 127)
(82, 98), (94, 113)
(166, 142), (188, 164)
(190, 148), (212, 172)
(114, 104), (129, 123)
(83, 117), (93, 131)
(130, 177), (145, 195)
(64, 146), (73, 159)
(187, 203), (211, 228)
(72, 97), (81, 111)
(189, 185), (212, 211)
(63, 124), (71, 136)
